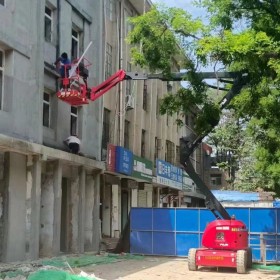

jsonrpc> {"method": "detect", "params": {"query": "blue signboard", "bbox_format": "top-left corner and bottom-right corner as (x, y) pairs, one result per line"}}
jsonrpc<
(115, 146), (133, 175)
(156, 159), (182, 190)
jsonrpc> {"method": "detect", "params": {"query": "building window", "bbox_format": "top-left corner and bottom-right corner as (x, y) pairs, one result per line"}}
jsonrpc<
(102, 108), (110, 150)
(165, 140), (175, 164)
(44, 6), (53, 42)
(176, 145), (180, 166)
(124, 8), (133, 36)
(0, 50), (4, 110)
(71, 29), (80, 59)
(156, 94), (160, 118)
(185, 114), (189, 126)
(0, 0), (5, 6)
(167, 81), (173, 92)
(70, 106), (78, 135)
(143, 80), (148, 111)
(124, 120), (130, 149)
(105, 43), (112, 79)
(210, 174), (222, 187)
(125, 62), (132, 99)
(154, 137), (160, 167)
(141, 129), (146, 157)
(106, 0), (115, 21)
(43, 92), (51, 127)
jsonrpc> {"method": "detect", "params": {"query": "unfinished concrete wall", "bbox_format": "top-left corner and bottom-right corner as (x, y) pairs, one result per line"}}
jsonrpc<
(40, 161), (62, 257)
(69, 168), (79, 253)
(84, 174), (95, 251)
(25, 155), (41, 260)
(102, 184), (112, 237)
(2, 153), (27, 262)
(92, 173), (101, 251)
(0, 152), (5, 261)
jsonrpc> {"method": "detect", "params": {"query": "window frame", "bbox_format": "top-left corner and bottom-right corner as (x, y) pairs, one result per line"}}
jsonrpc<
(143, 80), (148, 111)
(43, 91), (51, 128)
(124, 120), (130, 149)
(106, 0), (115, 21)
(71, 28), (80, 60)
(70, 106), (78, 135)
(210, 174), (222, 186)
(105, 43), (113, 79)
(0, 49), (4, 110)
(102, 108), (110, 150)
(44, 6), (53, 42)
(165, 140), (175, 164)
(141, 129), (146, 157)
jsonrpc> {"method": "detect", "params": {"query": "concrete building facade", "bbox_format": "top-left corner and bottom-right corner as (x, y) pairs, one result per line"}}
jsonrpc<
(0, 0), (106, 262)
(0, 0), (205, 261)
(100, 0), (205, 238)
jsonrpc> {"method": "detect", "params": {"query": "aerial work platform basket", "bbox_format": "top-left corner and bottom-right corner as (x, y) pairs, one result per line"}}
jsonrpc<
(56, 57), (92, 106)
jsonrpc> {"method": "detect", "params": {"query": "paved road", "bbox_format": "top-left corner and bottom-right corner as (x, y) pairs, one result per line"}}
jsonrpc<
(82, 256), (280, 280)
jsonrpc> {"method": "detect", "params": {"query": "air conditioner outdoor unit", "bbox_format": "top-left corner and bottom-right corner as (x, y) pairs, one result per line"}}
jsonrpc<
(126, 94), (135, 110)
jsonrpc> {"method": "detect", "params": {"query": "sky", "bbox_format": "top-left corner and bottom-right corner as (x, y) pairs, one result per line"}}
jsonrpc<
(151, 0), (205, 19)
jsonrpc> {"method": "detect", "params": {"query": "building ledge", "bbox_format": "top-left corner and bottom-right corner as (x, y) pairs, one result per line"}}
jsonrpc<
(0, 134), (105, 170)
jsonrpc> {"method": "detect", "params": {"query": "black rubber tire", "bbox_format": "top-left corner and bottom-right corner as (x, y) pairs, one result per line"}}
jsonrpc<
(188, 248), (198, 271)
(236, 249), (247, 274)
(246, 247), (253, 268)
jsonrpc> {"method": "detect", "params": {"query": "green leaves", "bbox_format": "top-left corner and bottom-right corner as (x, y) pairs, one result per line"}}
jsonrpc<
(127, 1), (280, 194)
(127, 7), (183, 74)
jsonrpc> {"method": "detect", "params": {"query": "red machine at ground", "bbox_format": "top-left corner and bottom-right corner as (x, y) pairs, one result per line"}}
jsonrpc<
(179, 72), (251, 274)
(56, 57), (251, 273)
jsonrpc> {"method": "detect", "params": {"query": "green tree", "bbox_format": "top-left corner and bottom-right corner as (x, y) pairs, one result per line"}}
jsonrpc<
(127, 2), (280, 195)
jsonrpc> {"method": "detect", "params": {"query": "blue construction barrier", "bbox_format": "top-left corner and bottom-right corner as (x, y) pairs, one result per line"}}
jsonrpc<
(130, 207), (280, 262)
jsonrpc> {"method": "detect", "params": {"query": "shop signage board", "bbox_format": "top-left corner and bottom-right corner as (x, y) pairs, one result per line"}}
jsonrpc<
(115, 146), (133, 175)
(156, 159), (182, 190)
(106, 144), (116, 172)
(132, 155), (153, 182)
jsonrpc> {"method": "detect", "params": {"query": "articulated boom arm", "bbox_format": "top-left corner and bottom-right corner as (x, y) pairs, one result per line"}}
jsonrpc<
(89, 71), (149, 101)
(89, 69), (249, 220)
(180, 72), (249, 220)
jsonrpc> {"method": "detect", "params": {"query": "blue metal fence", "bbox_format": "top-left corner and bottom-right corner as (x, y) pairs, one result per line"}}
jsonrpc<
(130, 207), (280, 262)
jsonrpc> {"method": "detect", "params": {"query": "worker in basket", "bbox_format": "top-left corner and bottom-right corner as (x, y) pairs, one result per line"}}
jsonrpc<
(54, 52), (71, 82)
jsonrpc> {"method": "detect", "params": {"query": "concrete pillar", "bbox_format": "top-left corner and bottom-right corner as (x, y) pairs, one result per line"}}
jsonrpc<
(131, 188), (138, 207)
(3, 152), (27, 262)
(78, 166), (86, 253)
(111, 184), (119, 237)
(0, 152), (4, 261)
(40, 165), (55, 257)
(40, 160), (62, 257)
(52, 160), (62, 255)
(146, 185), (153, 207)
(84, 174), (94, 251)
(92, 171), (101, 252)
(70, 167), (79, 253)
(27, 155), (41, 260)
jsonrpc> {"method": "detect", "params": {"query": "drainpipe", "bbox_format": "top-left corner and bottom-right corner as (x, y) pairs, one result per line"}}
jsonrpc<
(118, 0), (124, 147)
(56, 0), (61, 90)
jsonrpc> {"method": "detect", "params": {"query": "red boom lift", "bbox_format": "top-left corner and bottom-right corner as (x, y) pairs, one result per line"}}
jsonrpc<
(56, 58), (251, 273)
(179, 72), (252, 274)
